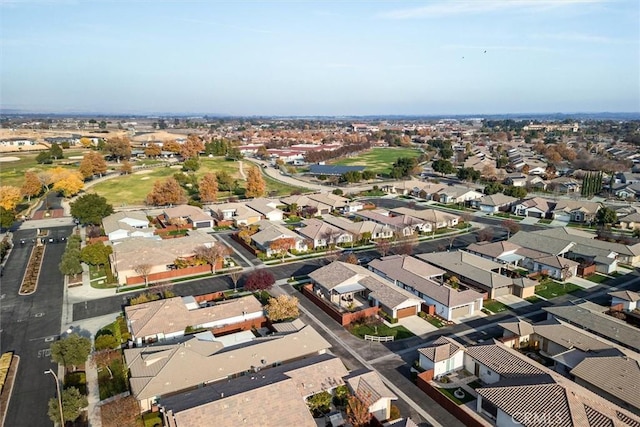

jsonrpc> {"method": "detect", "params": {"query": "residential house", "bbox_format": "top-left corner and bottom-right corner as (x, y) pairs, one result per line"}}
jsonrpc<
(417, 251), (536, 299)
(251, 220), (308, 256)
(280, 195), (331, 216)
(434, 187), (484, 205)
(369, 255), (484, 321)
(308, 261), (423, 319)
(344, 370), (398, 422)
(416, 339), (640, 426)
(472, 194), (518, 214)
(306, 193), (350, 212)
(163, 205), (215, 229)
(612, 183), (640, 200)
(354, 209), (430, 236)
(512, 197), (555, 218)
(504, 173), (527, 187)
(609, 290), (640, 311)
(246, 198), (284, 222)
(389, 207), (460, 230)
(618, 212), (640, 230)
(296, 218), (353, 249)
(109, 230), (219, 285)
(157, 354), (348, 427)
(125, 324), (332, 411)
(548, 176), (581, 194)
(102, 211), (154, 242)
(124, 295), (264, 346)
(551, 200), (601, 223)
(417, 336), (465, 378)
(571, 355), (640, 416)
(321, 214), (394, 241)
(211, 202), (262, 227)
(525, 175), (548, 191)
(544, 302), (640, 353)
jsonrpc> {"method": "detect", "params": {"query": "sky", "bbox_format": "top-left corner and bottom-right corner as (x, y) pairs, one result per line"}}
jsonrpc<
(1, 0), (639, 116)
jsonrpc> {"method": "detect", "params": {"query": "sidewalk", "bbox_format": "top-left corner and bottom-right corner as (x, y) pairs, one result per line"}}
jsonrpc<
(85, 355), (103, 427)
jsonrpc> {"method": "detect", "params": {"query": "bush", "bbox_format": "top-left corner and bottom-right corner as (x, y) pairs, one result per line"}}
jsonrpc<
(95, 334), (118, 351)
(64, 372), (87, 395)
(243, 269), (275, 291)
(389, 404), (401, 421)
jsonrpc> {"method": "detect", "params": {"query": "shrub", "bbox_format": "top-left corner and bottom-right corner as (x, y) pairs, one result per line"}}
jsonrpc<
(389, 404), (401, 421)
(243, 269), (275, 291)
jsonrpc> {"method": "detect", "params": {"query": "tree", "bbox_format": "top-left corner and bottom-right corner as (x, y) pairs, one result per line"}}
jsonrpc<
(94, 335), (118, 351)
(194, 244), (230, 273)
(52, 170), (84, 197)
(265, 295), (299, 321)
(162, 139), (181, 153)
(484, 182), (504, 195)
(307, 391), (332, 416)
(36, 150), (53, 164)
(432, 159), (455, 175)
(346, 393), (371, 427)
(146, 177), (187, 206)
(344, 254), (359, 264)
(59, 250), (83, 276)
(394, 235), (418, 256)
(596, 207), (617, 226)
(244, 269), (275, 291)
(180, 134), (204, 159)
(245, 167), (266, 198)
(93, 348), (118, 379)
(80, 241), (113, 267)
(79, 151), (107, 179)
(70, 194), (114, 225)
(198, 173), (219, 203)
(376, 239), (391, 257)
(133, 263), (153, 286)
(144, 143), (162, 158)
(99, 120), (107, 129)
(477, 228), (494, 242)
(216, 170), (234, 195)
(0, 207), (15, 229)
(229, 269), (242, 292)
(0, 186), (22, 211)
(100, 395), (140, 427)
(503, 185), (527, 199)
(49, 143), (64, 160)
(120, 160), (133, 175)
(21, 171), (42, 201)
(50, 333), (91, 371)
(182, 157), (200, 172)
(269, 237), (296, 262)
(104, 136), (131, 160)
(79, 137), (93, 148)
(47, 387), (87, 425)
(457, 167), (481, 182)
(502, 219), (520, 238)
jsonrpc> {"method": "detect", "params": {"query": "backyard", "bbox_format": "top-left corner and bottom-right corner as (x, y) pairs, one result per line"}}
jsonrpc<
(535, 279), (581, 299)
(332, 147), (422, 175)
(438, 386), (476, 405)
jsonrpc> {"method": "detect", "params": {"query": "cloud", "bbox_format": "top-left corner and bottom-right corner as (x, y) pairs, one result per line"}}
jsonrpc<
(378, 0), (604, 19)
(531, 32), (638, 45)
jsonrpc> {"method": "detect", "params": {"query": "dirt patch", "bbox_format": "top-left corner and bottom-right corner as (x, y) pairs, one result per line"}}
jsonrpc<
(0, 355), (19, 427)
(133, 169), (153, 175)
(140, 176), (150, 180)
(0, 156), (20, 162)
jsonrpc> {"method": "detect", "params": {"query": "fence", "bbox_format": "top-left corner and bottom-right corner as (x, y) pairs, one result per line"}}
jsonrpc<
(364, 335), (394, 342)
(301, 284), (378, 326)
(125, 264), (211, 285)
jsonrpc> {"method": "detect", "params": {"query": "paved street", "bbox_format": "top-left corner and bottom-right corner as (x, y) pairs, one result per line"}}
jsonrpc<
(1, 226), (74, 427)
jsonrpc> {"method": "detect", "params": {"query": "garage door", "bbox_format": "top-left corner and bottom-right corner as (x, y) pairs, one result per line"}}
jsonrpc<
(493, 286), (511, 297)
(451, 305), (471, 319)
(554, 213), (571, 222)
(396, 306), (417, 319)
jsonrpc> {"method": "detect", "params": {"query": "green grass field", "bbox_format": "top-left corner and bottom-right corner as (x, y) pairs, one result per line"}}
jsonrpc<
(89, 157), (305, 206)
(0, 149), (89, 187)
(483, 300), (509, 313)
(350, 322), (414, 340)
(333, 147), (422, 175)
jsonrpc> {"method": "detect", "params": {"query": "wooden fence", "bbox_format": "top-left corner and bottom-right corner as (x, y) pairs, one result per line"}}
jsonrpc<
(364, 335), (394, 342)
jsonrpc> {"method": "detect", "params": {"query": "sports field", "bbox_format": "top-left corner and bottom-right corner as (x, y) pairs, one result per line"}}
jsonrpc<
(333, 147), (422, 174)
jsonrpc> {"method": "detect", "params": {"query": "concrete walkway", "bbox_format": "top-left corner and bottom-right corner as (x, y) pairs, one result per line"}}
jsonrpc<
(396, 315), (438, 335)
(85, 355), (103, 427)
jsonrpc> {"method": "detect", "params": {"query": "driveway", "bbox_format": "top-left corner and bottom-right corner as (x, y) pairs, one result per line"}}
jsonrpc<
(496, 294), (532, 309)
(568, 276), (600, 289)
(397, 316), (438, 335)
(520, 217), (540, 225)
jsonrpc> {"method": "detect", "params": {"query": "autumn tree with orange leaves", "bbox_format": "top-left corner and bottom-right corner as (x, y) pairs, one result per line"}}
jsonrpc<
(180, 135), (204, 159)
(21, 171), (42, 201)
(245, 167), (265, 198)
(145, 177), (187, 206)
(269, 237), (296, 262)
(199, 173), (219, 202)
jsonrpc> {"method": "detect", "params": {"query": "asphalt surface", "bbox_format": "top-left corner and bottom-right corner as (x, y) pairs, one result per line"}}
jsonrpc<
(2, 226), (74, 427)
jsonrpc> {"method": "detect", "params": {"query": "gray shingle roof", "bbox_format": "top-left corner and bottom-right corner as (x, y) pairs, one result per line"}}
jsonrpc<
(417, 251), (513, 290)
(418, 336), (463, 362)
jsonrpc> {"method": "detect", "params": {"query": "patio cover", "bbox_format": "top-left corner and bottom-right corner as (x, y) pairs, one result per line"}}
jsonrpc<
(498, 253), (524, 263)
(334, 282), (366, 294)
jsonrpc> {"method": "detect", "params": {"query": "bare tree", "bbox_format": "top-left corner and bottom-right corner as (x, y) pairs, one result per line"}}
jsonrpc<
(195, 244), (231, 273)
(229, 269), (242, 292)
(477, 227), (494, 242)
(376, 239), (392, 257)
(133, 263), (152, 286)
(93, 349), (118, 379)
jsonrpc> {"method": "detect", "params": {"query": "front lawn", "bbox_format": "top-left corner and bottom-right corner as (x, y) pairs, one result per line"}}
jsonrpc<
(535, 280), (581, 299)
(419, 313), (446, 328)
(586, 274), (609, 284)
(143, 412), (162, 427)
(438, 387), (476, 405)
(525, 295), (543, 304)
(350, 322), (414, 340)
(483, 300), (508, 313)
(538, 219), (553, 224)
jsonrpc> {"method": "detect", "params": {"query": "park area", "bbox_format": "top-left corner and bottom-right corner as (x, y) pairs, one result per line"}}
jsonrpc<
(332, 147), (422, 175)
(0, 148), (88, 187)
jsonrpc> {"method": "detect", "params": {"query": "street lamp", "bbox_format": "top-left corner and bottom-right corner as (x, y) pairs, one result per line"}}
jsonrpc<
(44, 369), (64, 426)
